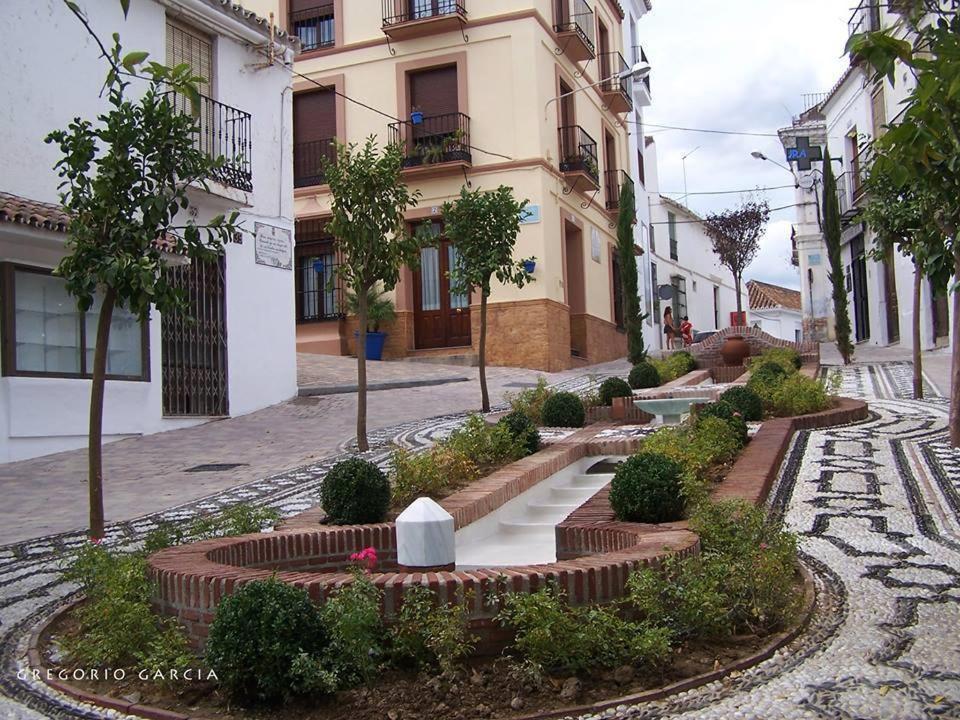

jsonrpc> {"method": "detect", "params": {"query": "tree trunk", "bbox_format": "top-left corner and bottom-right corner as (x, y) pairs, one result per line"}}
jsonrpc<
(950, 246), (960, 447)
(734, 275), (743, 324)
(912, 261), (923, 400)
(356, 286), (369, 452)
(88, 287), (116, 540)
(479, 292), (489, 413)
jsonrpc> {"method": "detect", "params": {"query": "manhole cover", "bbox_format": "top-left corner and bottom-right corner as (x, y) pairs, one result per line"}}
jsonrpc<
(185, 463), (249, 473)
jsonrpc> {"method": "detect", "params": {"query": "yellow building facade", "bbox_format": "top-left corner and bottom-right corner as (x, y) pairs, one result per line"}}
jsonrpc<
(245, 0), (637, 371)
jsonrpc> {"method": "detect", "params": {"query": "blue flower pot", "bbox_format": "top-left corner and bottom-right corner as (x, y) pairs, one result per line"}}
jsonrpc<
(523, 259), (536, 274)
(355, 331), (387, 361)
(411, 111), (424, 125)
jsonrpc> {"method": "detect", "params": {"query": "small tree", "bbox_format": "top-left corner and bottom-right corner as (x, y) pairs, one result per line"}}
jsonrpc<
(702, 199), (770, 323)
(861, 154), (950, 398)
(616, 181), (648, 363)
(849, 0), (960, 445)
(821, 149), (855, 365)
(443, 186), (534, 412)
(48, 4), (241, 539)
(324, 139), (423, 450)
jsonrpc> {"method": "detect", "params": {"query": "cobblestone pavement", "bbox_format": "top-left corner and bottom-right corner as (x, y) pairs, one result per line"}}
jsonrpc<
(1, 362), (959, 718)
(0, 358), (628, 546)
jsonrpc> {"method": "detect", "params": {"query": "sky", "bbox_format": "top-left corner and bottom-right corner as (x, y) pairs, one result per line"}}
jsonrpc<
(640, 0), (852, 290)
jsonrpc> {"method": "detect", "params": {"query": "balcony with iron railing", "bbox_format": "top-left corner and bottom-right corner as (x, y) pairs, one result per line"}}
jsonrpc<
(599, 52), (633, 114)
(554, 0), (596, 62)
(163, 92), (252, 192)
(836, 171), (855, 221)
(852, 143), (874, 204)
(381, 0), (467, 40)
(293, 138), (337, 188)
(291, 3), (335, 53)
(388, 112), (471, 169)
(604, 169), (633, 212)
(558, 124), (599, 189)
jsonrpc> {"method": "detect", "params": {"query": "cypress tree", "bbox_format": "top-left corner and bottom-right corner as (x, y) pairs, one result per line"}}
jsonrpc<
(616, 180), (647, 363)
(822, 149), (854, 364)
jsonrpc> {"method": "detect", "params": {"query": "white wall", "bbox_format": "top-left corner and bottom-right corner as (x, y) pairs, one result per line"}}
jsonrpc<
(751, 308), (804, 343)
(0, 0), (296, 462)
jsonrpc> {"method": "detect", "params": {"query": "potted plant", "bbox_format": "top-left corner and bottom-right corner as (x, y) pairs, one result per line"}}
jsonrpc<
(346, 285), (396, 361)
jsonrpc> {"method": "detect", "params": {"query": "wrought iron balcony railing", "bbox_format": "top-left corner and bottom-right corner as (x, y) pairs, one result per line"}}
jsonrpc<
(837, 172), (852, 217)
(387, 112), (471, 168)
(558, 124), (599, 186)
(599, 51), (633, 113)
(605, 169), (633, 212)
(852, 143), (874, 204)
(163, 92), (253, 192)
(382, 0), (466, 27)
(554, 0), (596, 57)
(291, 3), (336, 52)
(293, 138), (337, 188)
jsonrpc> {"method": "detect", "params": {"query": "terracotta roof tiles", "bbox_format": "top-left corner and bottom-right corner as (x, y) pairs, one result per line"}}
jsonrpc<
(747, 279), (802, 311)
(0, 192), (70, 233)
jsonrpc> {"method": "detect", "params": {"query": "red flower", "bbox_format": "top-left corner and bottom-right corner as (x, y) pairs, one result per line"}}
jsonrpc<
(89, 536), (103, 545)
(350, 546), (378, 572)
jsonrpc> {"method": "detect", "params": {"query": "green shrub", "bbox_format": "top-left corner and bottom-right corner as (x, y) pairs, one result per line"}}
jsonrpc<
(746, 361), (790, 405)
(446, 415), (525, 467)
(540, 391), (586, 428)
(321, 458), (391, 524)
(695, 404), (748, 448)
(629, 362), (661, 389)
(720, 385), (764, 422)
(690, 501), (801, 635)
(390, 586), (477, 675)
(206, 578), (332, 705)
(321, 571), (385, 686)
(749, 347), (801, 373)
(390, 445), (479, 506)
(609, 452), (685, 523)
(506, 376), (554, 425)
(627, 500), (801, 639)
(771, 373), (830, 417)
(496, 584), (671, 675)
(695, 400), (737, 423)
(498, 410), (541, 456)
(692, 415), (745, 461)
(626, 555), (731, 640)
(142, 503), (281, 555)
(672, 350), (697, 373)
(599, 377), (634, 406)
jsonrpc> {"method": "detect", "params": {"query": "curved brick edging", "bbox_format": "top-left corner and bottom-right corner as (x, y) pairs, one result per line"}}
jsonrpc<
(29, 560), (816, 720)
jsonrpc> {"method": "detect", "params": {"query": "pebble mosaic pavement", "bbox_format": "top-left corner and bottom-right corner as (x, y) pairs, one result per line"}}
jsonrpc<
(1, 363), (959, 719)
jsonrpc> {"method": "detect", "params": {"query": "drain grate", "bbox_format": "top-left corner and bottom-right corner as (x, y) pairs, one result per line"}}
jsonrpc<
(185, 463), (249, 473)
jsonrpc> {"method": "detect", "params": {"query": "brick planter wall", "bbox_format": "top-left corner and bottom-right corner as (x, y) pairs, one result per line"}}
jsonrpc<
(688, 326), (818, 369)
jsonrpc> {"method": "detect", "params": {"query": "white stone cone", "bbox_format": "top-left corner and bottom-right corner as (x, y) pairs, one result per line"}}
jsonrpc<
(396, 497), (455, 569)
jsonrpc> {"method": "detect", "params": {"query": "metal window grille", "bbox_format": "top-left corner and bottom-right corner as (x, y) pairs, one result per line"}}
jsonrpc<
(295, 219), (344, 322)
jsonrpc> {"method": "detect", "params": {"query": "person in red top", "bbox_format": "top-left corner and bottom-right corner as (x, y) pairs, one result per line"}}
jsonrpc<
(680, 316), (694, 346)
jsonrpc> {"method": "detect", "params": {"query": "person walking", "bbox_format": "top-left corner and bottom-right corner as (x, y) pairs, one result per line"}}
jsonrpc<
(663, 306), (676, 349)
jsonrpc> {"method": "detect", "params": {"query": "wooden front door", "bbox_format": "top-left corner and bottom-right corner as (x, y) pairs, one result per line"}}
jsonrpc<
(851, 236), (871, 342)
(414, 229), (471, 349)
(932, 280), (950, 345)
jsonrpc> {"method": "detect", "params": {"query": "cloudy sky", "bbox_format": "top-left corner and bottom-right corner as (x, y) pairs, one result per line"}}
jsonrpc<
(640, 0), (852, 289)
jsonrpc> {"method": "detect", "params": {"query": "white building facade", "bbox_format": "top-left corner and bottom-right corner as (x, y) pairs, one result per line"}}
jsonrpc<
(781, 1), (953, 352)
(747, 280), (803, 343)
(0, 0), (299, 462)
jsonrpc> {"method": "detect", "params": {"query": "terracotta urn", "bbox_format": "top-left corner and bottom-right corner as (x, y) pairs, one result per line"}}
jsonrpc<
(719, 335), (750, 367)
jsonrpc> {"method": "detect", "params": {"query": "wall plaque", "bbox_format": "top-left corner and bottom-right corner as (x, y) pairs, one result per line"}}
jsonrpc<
(254, 223), (292, 270)
(591, 226), (601, 263)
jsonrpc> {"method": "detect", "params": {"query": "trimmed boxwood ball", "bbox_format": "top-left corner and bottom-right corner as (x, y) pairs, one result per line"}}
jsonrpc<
(541, 391), (586, 428)
(498, 409), (541, 456)
(320, 458), (390, 524)
(599, 377), (634, 406)
(629, 362), (661, 389)
(206, 577), (330, 705)
(672, 350), (697, 374)
(609, 452), (685, 523)
(720, 385), (763, 422)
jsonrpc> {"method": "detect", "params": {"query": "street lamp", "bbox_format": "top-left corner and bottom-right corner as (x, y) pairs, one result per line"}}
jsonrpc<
(750, 150), (796, 177)
(544, 61), (652, 118)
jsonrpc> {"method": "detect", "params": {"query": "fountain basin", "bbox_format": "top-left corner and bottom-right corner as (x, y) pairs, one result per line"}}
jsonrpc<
(633, 397), (711, 425)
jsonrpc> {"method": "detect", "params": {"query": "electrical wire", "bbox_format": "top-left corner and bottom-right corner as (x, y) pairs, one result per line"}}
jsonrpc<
(627, 120), (782, 138)
(648, 202), (811, 225)
(659, 184), (796, 196)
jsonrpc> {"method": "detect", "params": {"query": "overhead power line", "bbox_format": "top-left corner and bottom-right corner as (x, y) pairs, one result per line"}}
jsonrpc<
(659, 184), (795, 196)
(628, 120), (782, 138)
(649, 202), (810, 225)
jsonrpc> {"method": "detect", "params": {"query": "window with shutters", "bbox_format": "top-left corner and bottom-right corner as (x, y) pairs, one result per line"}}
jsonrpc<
(294, 90), (337, 187)
(651, 262), (660, 323)
(166, 21), (213, 91)
(668, 212), (678, 260)
(290, 1), (335, 52)
(389, 64), (470, 167)
(671, 275), (687, 320)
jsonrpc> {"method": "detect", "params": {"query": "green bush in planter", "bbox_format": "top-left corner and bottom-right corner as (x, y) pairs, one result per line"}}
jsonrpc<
(720, 385), (764, 422)
(320, 458), (391, 524)
(771, 374), (830, 417)
(746, 361), (790, 405)
(498, 410), (541, 456)
(672, 350), (697, 374)
(695, 402), (747, 447)
(629, 362), (661, 389)
(540, 391), (586, 428)
(749, 347), (801, 374)
(206, 578), (334, 705)
(609, 452), (685, 523)
(599, 377), (634, 406)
